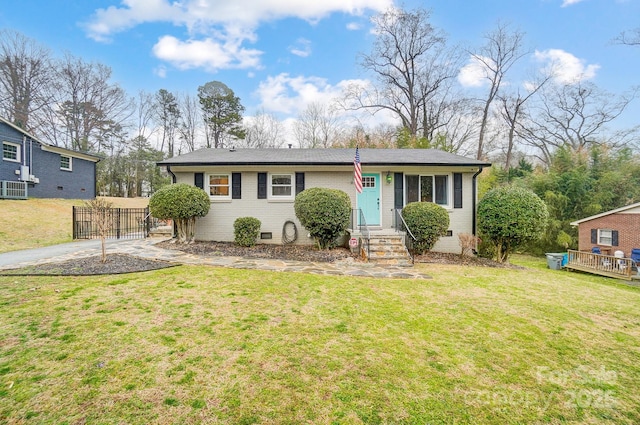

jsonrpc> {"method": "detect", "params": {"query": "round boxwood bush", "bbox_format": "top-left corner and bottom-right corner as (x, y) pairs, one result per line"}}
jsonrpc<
(149, 183), (210, 243)
(294, 187), (351, 249)
(402, 202), (450, 254)
(234, 217), (261, 247)
(477, 185), (548, 263)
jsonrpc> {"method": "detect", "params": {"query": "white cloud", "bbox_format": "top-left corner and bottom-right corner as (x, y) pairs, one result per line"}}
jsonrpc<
(255, 73), (342, 114)
(346, 22), (362, 30)
(84, 0), (391, 40)
(153, 65), (167, 78)
(254, 73), (398, 131)
(534, 49), (599, 84)
(289, 38), (312, 58)
(457, 56), (493, 88)
(152, 35), (262, 71)
(84, 0), (391, 72)
(561, 0), (586, 7)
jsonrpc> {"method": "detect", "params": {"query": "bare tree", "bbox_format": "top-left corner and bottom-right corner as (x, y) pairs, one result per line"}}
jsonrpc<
(84, 197), (114, 263)
(134, 90), (156, 143)
(432, 97), (480, 156)
(518, 81), (638, 164)
(178, 92), (201, 153)
(342, 7), (451, 138)
(615, 27), (640, 46)
(244, 108), (284, 148)
(0, 30), (54, 131)
(293, 102), (341, 148)
(498, 75), (550, 169)
(468, 22), (527, 159)
(154, 89), (180, 157)
(44, 54), (134, 153)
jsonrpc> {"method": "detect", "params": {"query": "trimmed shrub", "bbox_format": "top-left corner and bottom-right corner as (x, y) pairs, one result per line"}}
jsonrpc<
(234, 217), (261, 247)
(402, 202), (450, 254)
(478, 185), (548, 263)
(294, 187), (351, 249)
(149, 183), (210, 243)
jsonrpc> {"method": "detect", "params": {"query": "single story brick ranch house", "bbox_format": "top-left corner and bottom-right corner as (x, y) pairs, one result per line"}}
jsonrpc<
(570, 201), (640, 257)
(158, 148), (491, 253)
(1, 117), (100, 199)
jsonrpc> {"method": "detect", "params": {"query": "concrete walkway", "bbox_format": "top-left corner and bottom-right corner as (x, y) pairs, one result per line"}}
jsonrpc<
(0, 237), (432, 280)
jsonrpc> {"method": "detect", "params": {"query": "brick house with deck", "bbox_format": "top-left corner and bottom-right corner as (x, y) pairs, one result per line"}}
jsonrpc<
(571, 202), (640, 257)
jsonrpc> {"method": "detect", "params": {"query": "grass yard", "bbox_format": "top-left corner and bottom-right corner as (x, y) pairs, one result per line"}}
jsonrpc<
(1, 259), (639, 424)
(0, 197), (149, 253)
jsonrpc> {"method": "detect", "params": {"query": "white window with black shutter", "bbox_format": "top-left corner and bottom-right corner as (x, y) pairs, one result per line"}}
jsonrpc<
(194, 172), (241, 200)
(207, 174), (231, 199)
(270, 173), (293, 199)
(258, 172), (304, 200)
(405, 173), (452, 208)
(591, 228), (618, 247)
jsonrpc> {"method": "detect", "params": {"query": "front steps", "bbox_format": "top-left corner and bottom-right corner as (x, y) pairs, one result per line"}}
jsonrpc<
(361, 232), (413, 267)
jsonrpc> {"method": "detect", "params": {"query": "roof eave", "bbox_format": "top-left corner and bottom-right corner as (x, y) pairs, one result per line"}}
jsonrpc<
(158, 161), (492, 167)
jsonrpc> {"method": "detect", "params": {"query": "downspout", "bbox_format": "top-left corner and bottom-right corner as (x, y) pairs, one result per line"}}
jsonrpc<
(166, 165), (177, 238)
(94, 158), (99, 198)
(166, 165), (176, 183)
(471, 168), (484, 237)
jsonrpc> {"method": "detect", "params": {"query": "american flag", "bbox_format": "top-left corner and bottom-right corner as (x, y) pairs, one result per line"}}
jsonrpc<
(354, 147), (362, 193)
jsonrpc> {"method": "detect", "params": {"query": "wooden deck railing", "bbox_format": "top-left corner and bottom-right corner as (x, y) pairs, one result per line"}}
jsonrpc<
(565, 249), (634, 280)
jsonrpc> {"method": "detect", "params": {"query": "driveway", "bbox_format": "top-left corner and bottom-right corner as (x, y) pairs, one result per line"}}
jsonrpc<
(0, 239), (134, 268)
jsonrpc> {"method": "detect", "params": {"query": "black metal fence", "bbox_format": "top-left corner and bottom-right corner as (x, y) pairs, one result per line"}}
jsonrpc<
(72, 206), (150, 240)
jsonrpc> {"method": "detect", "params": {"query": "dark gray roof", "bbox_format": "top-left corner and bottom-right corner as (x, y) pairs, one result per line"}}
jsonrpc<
(0, 116), (101, 161)
(159, 148), (491, 167)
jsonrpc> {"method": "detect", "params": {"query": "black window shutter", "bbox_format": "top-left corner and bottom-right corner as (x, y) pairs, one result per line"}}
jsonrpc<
(232, 173), (241, 199)
(195, 173), (204, 189)
(257, 172), (267, 199)
(295, 172), (305, 195)
(405, 175), (419, 204)
(591, 229), (597, 244)
(612, 230), (619, 247)
(453, 173), (463, 209)
(394, 173), (403, 210)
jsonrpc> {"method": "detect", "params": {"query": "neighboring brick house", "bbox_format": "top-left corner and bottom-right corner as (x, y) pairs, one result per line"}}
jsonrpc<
(570, 202), (640, 257)
(0, 117), (100, 199)
(158, 147), (491, 254)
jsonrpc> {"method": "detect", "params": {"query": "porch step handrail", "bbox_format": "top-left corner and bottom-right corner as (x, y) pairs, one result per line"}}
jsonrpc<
(351, 208), (371, 260)
(393, 208), (417, 263)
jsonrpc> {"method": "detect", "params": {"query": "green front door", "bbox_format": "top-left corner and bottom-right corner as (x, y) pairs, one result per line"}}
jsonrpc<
(357, 173), (380, 226)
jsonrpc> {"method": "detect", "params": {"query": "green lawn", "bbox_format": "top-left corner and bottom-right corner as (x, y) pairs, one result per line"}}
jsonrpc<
(1, 259), (639, 424)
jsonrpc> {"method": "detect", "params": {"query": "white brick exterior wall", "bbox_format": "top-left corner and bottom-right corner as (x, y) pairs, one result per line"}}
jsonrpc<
(171, 164), (480, 253)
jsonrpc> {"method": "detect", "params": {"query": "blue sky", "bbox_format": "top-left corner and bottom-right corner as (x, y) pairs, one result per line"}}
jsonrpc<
(1, 0), (639, 134)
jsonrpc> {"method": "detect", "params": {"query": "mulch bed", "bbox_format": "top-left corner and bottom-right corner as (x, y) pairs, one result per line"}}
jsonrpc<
(155, 240), (358, 263)
(0, 254), (176, 276)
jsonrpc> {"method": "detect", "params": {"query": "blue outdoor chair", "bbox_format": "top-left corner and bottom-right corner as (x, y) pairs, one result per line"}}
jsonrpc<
(631, 249), (640, 273)
(591, 246), (601, 254)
